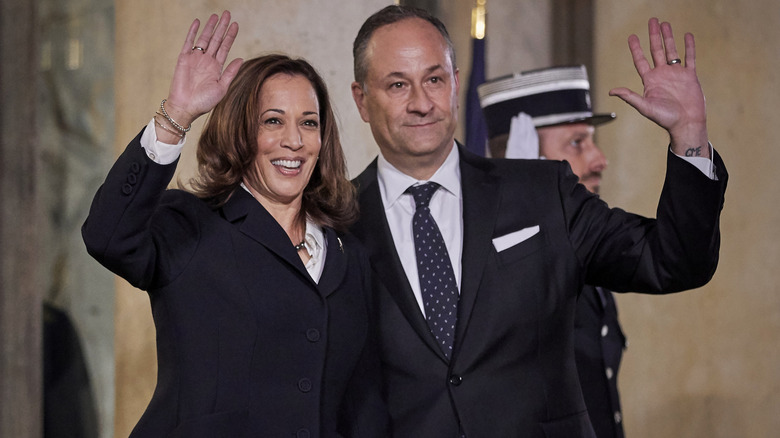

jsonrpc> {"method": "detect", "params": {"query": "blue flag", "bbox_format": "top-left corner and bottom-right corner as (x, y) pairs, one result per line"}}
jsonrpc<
(465, 37), (487, 156)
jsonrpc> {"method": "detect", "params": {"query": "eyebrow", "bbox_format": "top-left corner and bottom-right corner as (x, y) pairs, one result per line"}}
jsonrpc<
(261, 109), (319, 116)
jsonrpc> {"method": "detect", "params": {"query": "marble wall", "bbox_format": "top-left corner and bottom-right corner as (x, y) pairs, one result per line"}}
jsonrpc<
(1, 0), (42, 435)
(38, 0), (116, 436)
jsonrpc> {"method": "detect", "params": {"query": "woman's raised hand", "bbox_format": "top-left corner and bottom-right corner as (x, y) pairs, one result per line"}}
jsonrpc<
(163, 11), (243, 129)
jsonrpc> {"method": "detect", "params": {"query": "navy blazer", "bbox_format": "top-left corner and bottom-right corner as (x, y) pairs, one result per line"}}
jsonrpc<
(83, 128), (388, 438)
(350, 144), (727, 438)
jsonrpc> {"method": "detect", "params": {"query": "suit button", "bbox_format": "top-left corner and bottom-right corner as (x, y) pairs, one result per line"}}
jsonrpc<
(121, 183), (133, 195)
(127, 173), (137, 185)
(296, 429), (310, 438)
(601, 324), (609, 337)
(605, 367), (614, 380)
(306, 329), (320, 342)
(298, 378), (312, 393)
(449, 375), (462, 386)
(130, 162), (141, 173)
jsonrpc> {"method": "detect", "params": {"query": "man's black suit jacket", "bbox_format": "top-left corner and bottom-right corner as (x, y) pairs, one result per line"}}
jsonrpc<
(82, 129), (387, 438)
(350, 144), (727, 438)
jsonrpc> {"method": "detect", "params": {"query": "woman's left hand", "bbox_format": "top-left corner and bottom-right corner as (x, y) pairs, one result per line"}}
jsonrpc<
(164, 11), (243, 128)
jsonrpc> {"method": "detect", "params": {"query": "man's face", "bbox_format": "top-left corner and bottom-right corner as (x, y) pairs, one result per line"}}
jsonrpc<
(351, 18), (460, 179)
(537, 123), (607, 194)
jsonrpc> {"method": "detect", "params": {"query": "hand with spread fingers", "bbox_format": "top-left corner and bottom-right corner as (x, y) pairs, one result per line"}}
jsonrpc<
(160, 11), (243, 140)
(609, 18), (709, 158)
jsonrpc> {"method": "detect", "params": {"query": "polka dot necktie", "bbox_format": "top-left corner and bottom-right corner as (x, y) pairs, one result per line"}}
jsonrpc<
(407, 182), (459, 359)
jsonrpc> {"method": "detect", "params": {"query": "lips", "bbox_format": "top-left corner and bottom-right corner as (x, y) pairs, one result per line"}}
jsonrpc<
(405, 118), (440, 128)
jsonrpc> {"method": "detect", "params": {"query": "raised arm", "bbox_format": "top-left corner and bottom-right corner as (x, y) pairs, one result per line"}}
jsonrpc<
(609, 18), (709, 159)
(155, 11), (243, 144)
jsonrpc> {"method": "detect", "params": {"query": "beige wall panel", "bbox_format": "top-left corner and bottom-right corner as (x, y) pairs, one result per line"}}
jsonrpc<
(483, 0), (553, 77)
(114, 1), (386, 435)
(593, 1), (780, 436)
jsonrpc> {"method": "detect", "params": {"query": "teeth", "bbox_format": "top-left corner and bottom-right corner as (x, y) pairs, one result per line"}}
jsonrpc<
(271, 159), (301, 169)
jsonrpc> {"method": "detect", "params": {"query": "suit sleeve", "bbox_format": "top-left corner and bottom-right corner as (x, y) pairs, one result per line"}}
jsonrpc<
(565, 149), (728, 294)
(81, 127), (199, 291)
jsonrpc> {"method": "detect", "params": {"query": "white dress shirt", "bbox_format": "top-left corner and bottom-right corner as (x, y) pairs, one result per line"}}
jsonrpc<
(377, 142), (463, 317)
(140, 119), (327, 283)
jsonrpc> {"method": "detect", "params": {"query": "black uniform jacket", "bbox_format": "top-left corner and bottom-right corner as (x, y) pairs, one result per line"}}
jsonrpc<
(575, 285), (626, 438)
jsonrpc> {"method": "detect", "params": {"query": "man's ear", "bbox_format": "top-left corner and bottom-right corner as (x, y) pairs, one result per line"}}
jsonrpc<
(453, 68), (460, 96)
(351, 82), (370, 123)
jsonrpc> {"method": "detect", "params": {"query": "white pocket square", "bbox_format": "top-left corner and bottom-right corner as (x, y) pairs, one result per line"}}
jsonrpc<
(492, 225), (541, 252)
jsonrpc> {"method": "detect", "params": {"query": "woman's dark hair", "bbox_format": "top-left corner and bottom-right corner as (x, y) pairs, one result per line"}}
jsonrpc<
(188, 54), (357, 231)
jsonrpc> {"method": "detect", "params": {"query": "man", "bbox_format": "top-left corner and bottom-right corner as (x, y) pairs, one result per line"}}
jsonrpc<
(349, 5), (726, 437)
(478, 65), (627, 438)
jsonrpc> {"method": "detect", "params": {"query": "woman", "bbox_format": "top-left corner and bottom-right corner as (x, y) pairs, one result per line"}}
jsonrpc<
(82, 11), (386, 437)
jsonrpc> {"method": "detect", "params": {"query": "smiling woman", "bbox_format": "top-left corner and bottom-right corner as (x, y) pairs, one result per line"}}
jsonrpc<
(81, 11), (387, 437)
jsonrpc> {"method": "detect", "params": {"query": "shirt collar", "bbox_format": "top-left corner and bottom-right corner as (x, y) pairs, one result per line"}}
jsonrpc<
(376, 141), (462, 209)
(302, 220), (324, 256)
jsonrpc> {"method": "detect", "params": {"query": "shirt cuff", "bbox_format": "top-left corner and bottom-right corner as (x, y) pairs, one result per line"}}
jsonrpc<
(140, 118), (186, 165)
(672, 142), (718, 180)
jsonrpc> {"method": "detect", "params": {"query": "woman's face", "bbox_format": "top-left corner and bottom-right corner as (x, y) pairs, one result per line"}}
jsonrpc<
(250, 73), (321, 209)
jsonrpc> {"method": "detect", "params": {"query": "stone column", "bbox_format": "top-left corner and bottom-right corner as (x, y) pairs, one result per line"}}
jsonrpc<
(0, 0), (43, 436)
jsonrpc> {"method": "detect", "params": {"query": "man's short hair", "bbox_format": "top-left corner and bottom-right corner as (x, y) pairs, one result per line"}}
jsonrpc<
(353, 4), (457, 87)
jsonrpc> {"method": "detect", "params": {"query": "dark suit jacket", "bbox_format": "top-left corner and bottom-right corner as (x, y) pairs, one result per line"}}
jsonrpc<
(350, 144), (727, 438)
(82, 128), (387, 438)
(575, 286), (626, 438)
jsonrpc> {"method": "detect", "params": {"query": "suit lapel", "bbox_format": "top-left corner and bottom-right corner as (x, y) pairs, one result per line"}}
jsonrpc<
(222, 189), (317, 289)
(354, 163), (445, 360)
(454, 145), (502, 352)
(316, 228), (347, 298)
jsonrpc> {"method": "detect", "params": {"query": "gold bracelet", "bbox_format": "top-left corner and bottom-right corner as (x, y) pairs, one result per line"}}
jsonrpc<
(153, 115), (185, 139)
(159, 99), (191, 133)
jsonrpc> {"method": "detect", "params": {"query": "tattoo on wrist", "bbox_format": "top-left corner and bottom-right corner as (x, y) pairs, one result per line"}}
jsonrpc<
(685, 146), (702, 157)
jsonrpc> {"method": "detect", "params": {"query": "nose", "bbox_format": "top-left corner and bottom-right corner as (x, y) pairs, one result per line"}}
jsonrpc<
(407, 85), (434, 116)
(281, 123), (303, 151)
(587, 140), (608, 173)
